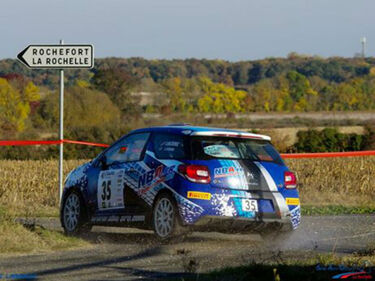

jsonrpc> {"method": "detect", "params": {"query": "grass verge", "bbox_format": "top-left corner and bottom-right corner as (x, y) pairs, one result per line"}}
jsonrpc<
(0, 208), (88, 255)
(302, 205), (375, 216)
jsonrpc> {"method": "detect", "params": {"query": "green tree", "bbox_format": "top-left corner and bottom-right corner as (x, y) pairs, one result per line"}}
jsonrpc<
(0, 78), (40, 133)
(92, 68), (140, 116)
(197, 77), (247, 113)
(162, 77), (187, 112)
(37, 85), (120, 129)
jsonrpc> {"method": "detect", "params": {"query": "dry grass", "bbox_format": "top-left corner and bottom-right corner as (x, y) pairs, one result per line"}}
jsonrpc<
(0, 160), (89, 254)
(0, 159), (86, 216)
(0, 208), (88, 254)
(0, 219), (88, 255)
(287, 156), (375, 207)
(0, 157), (374, 217)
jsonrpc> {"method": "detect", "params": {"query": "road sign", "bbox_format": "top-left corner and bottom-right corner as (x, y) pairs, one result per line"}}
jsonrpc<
(17, 40), (95, 202)
(17, 44), (94, 69)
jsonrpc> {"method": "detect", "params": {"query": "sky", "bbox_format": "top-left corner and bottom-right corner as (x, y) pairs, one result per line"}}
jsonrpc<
(1, 0), (374, 61)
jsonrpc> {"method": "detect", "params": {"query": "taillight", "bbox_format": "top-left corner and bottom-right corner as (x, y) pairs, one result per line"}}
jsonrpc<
(284, 171), (297, 189)
(178, 165), (211, 184)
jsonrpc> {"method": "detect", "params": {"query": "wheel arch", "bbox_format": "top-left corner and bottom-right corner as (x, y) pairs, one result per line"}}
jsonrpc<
(60, 186), (90, 227)
(152, 188), (184, 225)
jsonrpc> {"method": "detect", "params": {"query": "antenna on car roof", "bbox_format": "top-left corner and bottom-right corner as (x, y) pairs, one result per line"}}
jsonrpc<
(167, 123), (192, 126)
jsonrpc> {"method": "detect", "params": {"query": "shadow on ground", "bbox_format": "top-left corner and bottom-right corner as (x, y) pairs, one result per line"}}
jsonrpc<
(30, 245), (193, 280)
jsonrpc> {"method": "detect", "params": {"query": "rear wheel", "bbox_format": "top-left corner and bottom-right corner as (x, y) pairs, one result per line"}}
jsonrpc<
(62, 191), (91, 235)
(153, 193), (183, 239)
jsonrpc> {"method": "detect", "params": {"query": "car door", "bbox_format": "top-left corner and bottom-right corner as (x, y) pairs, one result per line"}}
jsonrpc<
(94, 132), (150, 216)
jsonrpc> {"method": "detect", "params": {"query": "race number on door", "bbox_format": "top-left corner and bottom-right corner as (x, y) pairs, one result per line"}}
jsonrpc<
(97, 169), (125, 210)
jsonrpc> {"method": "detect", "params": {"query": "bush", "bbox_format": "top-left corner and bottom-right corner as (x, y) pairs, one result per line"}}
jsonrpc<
(293, 128), (366, 152)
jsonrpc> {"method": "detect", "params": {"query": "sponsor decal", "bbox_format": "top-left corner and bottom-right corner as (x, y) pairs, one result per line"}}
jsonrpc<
(246, 171), (255, 180)
(138, 165), (175, 190)
(187, 191), (211, 200)
(120, 215), (145, 222)
(91, 215), (145, 223)
(286, 197), (300, 205)
(214, 166), (243, 178)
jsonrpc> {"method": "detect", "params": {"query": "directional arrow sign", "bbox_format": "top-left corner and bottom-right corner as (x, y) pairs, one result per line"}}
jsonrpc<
(17, 44), (94, 69)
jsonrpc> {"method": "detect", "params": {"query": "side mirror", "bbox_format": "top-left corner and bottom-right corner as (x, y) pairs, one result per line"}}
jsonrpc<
(119, 146), (127, 153)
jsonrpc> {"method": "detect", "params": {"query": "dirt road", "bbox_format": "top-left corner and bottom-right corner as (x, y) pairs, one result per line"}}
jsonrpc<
(1, 215), (375, 280)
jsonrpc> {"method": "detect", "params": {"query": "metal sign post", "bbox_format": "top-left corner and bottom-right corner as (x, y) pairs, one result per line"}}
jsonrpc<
(17, 41), (94, 202)
(59, 40), (64, 202)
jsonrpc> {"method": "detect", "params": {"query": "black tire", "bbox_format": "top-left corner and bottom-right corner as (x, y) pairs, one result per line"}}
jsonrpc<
(152, 193), (184, 240)
(61, 190), (92, 235)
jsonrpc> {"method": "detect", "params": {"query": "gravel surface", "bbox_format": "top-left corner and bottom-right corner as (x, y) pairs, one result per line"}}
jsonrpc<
(1, 215), (375, 280)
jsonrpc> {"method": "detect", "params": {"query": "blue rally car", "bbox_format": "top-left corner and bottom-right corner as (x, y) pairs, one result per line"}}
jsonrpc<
(61, 125), (301, 239)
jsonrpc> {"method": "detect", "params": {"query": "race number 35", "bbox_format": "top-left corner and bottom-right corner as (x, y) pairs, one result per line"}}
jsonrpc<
(101, 180), (112, 207)
(98, 169), (125, 210)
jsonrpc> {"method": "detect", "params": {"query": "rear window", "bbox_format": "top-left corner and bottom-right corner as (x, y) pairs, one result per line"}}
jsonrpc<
(190, 137), (284, 164)
(153, 133), (187, 159)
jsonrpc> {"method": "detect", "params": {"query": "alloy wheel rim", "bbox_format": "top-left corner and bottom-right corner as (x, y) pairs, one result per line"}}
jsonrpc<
(63, 193), (80, 232)
(154, 198), (174, 237)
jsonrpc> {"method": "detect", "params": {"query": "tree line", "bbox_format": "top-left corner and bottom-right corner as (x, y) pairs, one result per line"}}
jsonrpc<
(0, 55), (375, 158)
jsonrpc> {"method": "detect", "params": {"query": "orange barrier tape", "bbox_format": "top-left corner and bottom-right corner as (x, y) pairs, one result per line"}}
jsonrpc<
(1, 139), (375, 158)
(62, 139), (110, 148)
(0, 140), (61, 146)
(281, 150), (375, 158)
(0, 139), (109, 148)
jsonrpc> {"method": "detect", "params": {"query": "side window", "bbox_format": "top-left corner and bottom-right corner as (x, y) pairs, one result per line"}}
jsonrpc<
(105, 133), (150, 165)
(153, 133), (186, 159)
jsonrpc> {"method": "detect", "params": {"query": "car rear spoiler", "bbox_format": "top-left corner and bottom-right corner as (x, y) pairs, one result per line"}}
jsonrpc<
(190, 131), (271, 141)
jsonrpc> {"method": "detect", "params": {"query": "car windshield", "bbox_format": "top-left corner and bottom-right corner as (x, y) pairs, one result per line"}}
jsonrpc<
(190, 136), (283, 164)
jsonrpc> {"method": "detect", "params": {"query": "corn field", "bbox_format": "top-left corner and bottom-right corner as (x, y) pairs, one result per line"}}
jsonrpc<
(0, 157), (374, 216)
(286, 156), (375, 206)
(0, 160), (86, 216)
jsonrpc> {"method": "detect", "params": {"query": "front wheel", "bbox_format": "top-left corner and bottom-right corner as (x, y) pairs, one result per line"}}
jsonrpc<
(153, 194), (183, 239)
(62, 191), (91, 235)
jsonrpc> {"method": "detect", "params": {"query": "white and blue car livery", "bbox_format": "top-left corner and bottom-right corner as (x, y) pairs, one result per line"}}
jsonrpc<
(61, 125), (301, 238)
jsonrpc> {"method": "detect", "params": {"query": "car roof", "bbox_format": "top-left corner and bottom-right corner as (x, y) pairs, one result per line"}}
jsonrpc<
(130, 125), (271, 141)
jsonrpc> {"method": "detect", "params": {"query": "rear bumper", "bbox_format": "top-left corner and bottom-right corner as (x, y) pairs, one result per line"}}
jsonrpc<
(189, 215), (295, 233)
(175, 187), (301, 230)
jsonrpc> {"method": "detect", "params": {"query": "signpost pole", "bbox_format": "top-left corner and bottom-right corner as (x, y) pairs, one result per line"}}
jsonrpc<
(59, 39), (64, 202)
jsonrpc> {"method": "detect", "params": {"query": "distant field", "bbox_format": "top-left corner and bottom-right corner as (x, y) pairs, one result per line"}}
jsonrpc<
(144, 111), (375, 122)
(250, 126), (365, 147)
(0, 157), (374, 217)
(142, 111), (375, 129)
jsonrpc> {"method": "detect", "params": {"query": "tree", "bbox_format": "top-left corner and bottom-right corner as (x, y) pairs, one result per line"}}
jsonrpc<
(37, 85), (120, 129)
(0, 78), (39, 133)
(162, 77), (187, 112)
(92, 68), (140, 116)
(197, 77), (247, 113)
(285, 71), (318, 111)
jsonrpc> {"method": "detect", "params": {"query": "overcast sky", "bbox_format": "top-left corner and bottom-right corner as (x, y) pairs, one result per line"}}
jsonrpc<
(1, 0), (374, 61)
